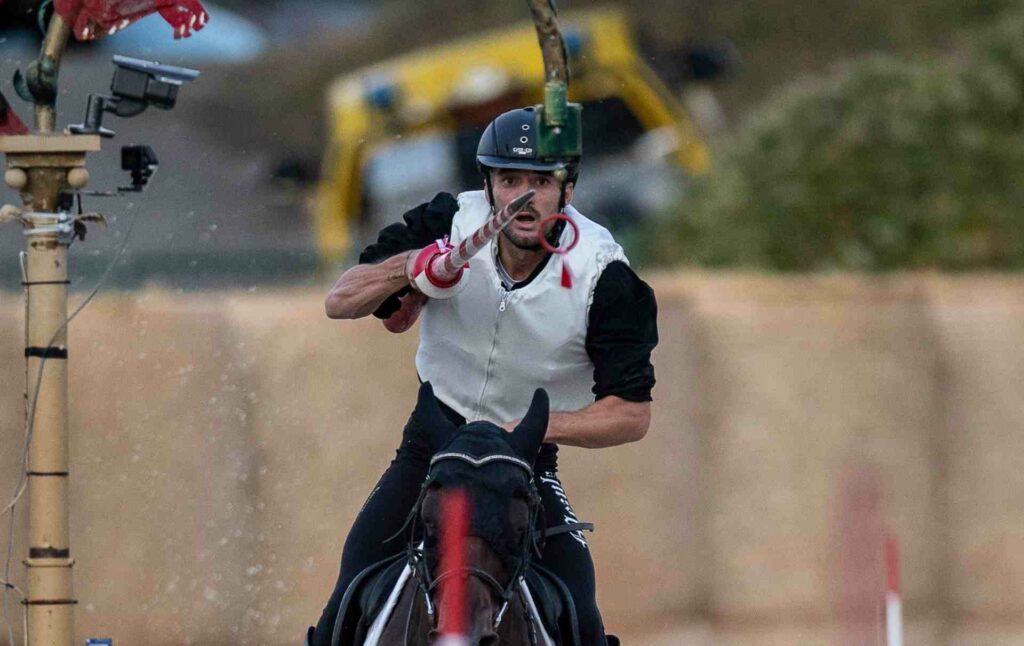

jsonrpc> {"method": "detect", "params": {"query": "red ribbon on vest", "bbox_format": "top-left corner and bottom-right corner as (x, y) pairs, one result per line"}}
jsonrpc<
(55, 0), (209, 40)
(560, 259), (573, 289)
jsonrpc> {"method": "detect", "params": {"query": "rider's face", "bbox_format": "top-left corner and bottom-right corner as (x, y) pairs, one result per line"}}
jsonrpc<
(488, 169), (573, 252)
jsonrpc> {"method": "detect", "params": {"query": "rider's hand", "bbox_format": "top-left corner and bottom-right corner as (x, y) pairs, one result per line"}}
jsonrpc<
(405, 242), (453, 291)
(403, 248), (423, 288)
(404, 239), (466, 299)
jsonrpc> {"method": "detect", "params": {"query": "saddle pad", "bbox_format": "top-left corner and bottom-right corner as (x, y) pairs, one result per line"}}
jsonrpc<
(361, 571), (559, 646)
(361, 557), (410, 621)
(332, 552), (406, 646)
(341, 556), (579, 645)
(526, 564), (582, 646)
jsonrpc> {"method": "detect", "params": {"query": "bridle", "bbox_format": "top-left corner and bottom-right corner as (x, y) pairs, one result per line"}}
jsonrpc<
(399, 450), (544, 640)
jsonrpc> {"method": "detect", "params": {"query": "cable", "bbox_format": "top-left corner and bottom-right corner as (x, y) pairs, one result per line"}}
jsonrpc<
(2, 208), (138, 646)
(0, 580), (27, 646)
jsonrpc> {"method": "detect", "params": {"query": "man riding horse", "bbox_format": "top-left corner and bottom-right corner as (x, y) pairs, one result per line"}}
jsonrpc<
(312, 106), (659, 645)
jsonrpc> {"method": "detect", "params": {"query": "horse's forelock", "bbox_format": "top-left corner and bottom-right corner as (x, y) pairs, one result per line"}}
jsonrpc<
(441, 421), (530, 464)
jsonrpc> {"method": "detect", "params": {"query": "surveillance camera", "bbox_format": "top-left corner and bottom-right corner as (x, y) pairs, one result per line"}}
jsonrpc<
(120, 145), (159, 192)
(111, 55), (201, 85)
(69, 55), (199, 137)
(109, 55), (200, 116)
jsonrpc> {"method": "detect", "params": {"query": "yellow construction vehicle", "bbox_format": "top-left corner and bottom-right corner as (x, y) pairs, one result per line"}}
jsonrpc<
(315, 7), (719, 263)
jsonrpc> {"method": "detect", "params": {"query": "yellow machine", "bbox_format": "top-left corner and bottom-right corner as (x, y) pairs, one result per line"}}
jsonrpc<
(315, 8), (712, 263)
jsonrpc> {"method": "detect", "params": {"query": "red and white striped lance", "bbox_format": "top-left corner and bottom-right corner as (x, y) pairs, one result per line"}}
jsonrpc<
(430, 190), (535, 283)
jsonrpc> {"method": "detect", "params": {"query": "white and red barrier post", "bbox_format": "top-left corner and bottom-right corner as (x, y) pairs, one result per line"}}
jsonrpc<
(885, 533), (903, 646)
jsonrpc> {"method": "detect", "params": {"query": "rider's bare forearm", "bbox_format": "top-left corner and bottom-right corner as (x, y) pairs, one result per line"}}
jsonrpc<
(325, 252), (412, 319)
(511, 395), (650, 449)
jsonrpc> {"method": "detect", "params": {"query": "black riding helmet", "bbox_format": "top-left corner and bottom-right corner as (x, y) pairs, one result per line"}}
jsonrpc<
(476, 106), (581, 215)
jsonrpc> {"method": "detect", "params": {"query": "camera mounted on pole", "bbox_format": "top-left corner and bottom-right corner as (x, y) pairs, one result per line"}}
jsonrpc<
(2, 4), (207, 645)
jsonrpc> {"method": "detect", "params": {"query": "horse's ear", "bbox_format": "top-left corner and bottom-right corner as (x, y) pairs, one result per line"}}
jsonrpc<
(508, 389), (549, 463)
(413, 382), (459, 451)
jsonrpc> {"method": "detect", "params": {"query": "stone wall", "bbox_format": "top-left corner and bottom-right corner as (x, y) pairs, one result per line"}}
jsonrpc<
(0, 273), (1021, 644)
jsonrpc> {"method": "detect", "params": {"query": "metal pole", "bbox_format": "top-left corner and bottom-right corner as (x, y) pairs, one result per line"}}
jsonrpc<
(24, 211), (72, 646)
(1, 11), (82, 643)
(2, 134), (99, 646)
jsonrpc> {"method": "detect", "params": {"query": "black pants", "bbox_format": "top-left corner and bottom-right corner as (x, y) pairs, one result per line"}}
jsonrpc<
(312, 415), (606, 645)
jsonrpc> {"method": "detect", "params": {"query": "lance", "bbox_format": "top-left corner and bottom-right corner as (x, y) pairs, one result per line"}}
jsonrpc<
(430, 190), (535, 283)
(383, 191), (534, 333)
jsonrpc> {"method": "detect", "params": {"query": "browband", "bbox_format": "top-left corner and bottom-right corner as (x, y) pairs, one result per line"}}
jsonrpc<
(429, 452), (532, 475)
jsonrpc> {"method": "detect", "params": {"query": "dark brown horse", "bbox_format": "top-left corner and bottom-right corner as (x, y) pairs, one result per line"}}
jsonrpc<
(351, 383), (553, 645)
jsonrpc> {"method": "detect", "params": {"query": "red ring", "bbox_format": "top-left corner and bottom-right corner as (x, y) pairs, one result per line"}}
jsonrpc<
(537, 213), (579, 255)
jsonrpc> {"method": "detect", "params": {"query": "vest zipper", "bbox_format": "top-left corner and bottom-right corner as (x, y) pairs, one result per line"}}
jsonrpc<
(475, 287), (512, 417)
(498, 289), (513, 312)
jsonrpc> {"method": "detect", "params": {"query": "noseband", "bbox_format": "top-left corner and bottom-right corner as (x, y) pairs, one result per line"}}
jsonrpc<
(405, 450), (542, 638)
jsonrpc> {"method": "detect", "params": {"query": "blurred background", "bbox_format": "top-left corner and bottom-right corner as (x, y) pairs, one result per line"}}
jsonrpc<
(1, 0), (1023, 644)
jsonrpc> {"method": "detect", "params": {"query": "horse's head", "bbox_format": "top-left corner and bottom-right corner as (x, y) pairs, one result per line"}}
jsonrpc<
(410, 382), (548, 644)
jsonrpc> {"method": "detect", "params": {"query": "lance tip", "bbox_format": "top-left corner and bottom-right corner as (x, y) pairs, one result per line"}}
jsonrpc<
(507, 190), (536, 213)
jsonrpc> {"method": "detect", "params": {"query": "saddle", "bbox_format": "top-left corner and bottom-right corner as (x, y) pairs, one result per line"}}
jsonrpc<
(331, 552), (406, 646)
(524, 561), (581, 645)
(331, 538), (586, 645)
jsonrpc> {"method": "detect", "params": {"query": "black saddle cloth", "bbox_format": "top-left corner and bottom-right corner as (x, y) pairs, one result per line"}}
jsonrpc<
(331, 552), (405, 645)
(331, 554), (582, 645)
(525, 561), (582, 645)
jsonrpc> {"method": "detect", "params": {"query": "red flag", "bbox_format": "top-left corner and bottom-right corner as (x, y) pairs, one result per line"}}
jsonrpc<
(54, 0), (208, 41)
(0, 91), (30, 135)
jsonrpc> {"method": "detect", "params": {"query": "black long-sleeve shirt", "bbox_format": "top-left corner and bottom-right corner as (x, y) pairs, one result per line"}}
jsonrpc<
(359, 192), (658, 403)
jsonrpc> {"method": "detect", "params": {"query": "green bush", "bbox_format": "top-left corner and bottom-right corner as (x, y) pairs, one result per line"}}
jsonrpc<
(649, 11), (1024, 270)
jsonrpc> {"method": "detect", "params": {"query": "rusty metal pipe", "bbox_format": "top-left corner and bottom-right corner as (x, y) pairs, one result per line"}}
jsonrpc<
(34, 15), (72, 133)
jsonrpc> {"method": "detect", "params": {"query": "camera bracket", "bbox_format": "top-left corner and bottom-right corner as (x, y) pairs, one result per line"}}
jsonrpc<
(69, 55), (199, 138)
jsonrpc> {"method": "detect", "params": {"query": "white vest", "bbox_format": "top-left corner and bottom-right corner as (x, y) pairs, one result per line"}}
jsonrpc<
(415, 191), (627, 424)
